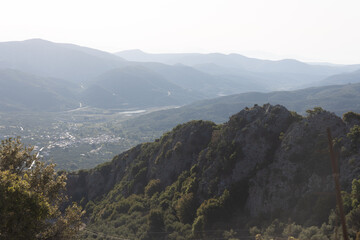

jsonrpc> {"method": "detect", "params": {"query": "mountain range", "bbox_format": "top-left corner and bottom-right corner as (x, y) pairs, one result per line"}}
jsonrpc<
(1, 39), (360, 112)
(0, 39), (125, 83)
(116, 49), (360, 90)
(318, 69), (360, 86)
(116, 49), (360, 75)
(81, 65), (201, 109)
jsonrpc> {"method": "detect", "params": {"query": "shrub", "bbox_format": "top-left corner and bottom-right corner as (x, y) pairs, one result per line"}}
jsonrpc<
(343, 111), (360, 124)
(128, 202), (145, 213)
(192, 215), (205, 238)
(176, 193), (197, 224)
(145, 179), (161, 197)
(263, 219), (285, 239)
(347, 125), (360, 151)
(306, 107), (325, 116)
(148, 209), (164, 233)
(115, 200), (131, 214)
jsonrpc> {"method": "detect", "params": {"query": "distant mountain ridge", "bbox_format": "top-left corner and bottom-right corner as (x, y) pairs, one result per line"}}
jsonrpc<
(116, 49), (360, 91)
(1, 39), (360, 112)
(0, 39), (126, 83)
(318, 69), (360, 86)
(81, 65), (202, 109)
(116, 49), (360, 75)
(0, 69), (79, 111)
(120, 82), (360, 141)
(0, 39), (205, 110)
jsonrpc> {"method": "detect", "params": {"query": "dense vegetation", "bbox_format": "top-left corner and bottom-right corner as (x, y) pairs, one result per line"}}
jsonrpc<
(0, 138), (83, 239)
(249, 177), (360, 240)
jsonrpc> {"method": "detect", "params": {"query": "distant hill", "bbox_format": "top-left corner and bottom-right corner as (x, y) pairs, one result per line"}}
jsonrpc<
(116, 50), (360, 91)
(0, 69), (79, 111)
(0, 39), (125, 83)
(131, 62), (267, 96)
(318, 69), (360, 85)
(116, 50), (360, 75)
(0, 39), (278, 104)
(191, 62), (334, 90)
(81, 66), (203, 109)
(120, 82), (360, 138)
(1, 39), (360, 112)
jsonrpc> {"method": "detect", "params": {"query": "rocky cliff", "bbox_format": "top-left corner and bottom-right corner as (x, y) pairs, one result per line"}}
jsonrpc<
(67, 104), (360, 239)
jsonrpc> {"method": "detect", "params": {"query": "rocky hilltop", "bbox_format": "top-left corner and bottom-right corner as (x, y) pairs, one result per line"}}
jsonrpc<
(67, 104), (360, 239)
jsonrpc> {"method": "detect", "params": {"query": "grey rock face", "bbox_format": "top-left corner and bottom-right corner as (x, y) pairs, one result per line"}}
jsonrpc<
(246, 110), (354, 223)
(66, 104), (360, 225)
(67, 120), (214, 202)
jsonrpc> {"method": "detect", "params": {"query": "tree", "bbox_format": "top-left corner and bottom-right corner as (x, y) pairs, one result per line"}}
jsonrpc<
(347, 125), (360, 151)
(147, 209), (164, 239)
(0, 138), (83, 239)
(176, 193), (197, 224)
(306, 107), (325, 116)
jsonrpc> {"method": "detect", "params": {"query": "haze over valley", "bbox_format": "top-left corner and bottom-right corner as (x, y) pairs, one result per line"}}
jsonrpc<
(1, 38), (360, 171)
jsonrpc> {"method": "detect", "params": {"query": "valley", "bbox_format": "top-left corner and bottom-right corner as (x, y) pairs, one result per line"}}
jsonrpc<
(2, 80), (360, 171)
(0, 106), (176, 170)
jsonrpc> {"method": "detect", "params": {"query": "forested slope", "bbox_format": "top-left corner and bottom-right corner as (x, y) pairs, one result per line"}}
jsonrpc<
(67, 104), (360, 239)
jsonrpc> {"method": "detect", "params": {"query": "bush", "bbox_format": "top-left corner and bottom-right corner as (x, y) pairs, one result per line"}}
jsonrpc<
(343, 111), (360, 124)
(192, 215), (205, 238)
(115, 200), (131, 214)
(176, 193), (197, 224)
(298, 226), (325, 240)
(306, 107), (325, 116)
(148, 209), (164, 233)
(128, 202), (145, 213)
(282, 223), (303, 238)
(145, 179), (161, 197)
(347, 125), (360, 151)
(263, 219), (285, 239)
(223, 229), (239, 240)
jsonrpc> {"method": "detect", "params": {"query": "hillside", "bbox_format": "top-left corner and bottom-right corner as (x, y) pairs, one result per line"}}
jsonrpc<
(1, 79), (360, 172)
(1, 39), (360, 113)
(0, 39), (125, 83)
(116, 50), (360, 90)
(116, 50), (360, 75)
(0, 69), (79, 111)
(81, 66), (202, 109)
(131, 62), (265, 96)
(67, 104), (360, 239)
(318, 69), (360, 86)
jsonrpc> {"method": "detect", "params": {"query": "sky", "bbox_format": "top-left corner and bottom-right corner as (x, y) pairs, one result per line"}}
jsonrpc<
(1, 0), (360, 64)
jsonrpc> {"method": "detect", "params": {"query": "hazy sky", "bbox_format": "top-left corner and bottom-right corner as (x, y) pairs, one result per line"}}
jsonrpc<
(1, 0), (360, 64)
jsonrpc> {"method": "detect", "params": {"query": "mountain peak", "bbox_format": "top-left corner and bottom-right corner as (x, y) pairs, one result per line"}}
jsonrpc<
(118, 49), (146, 54)
(23, 38), (51, 42)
